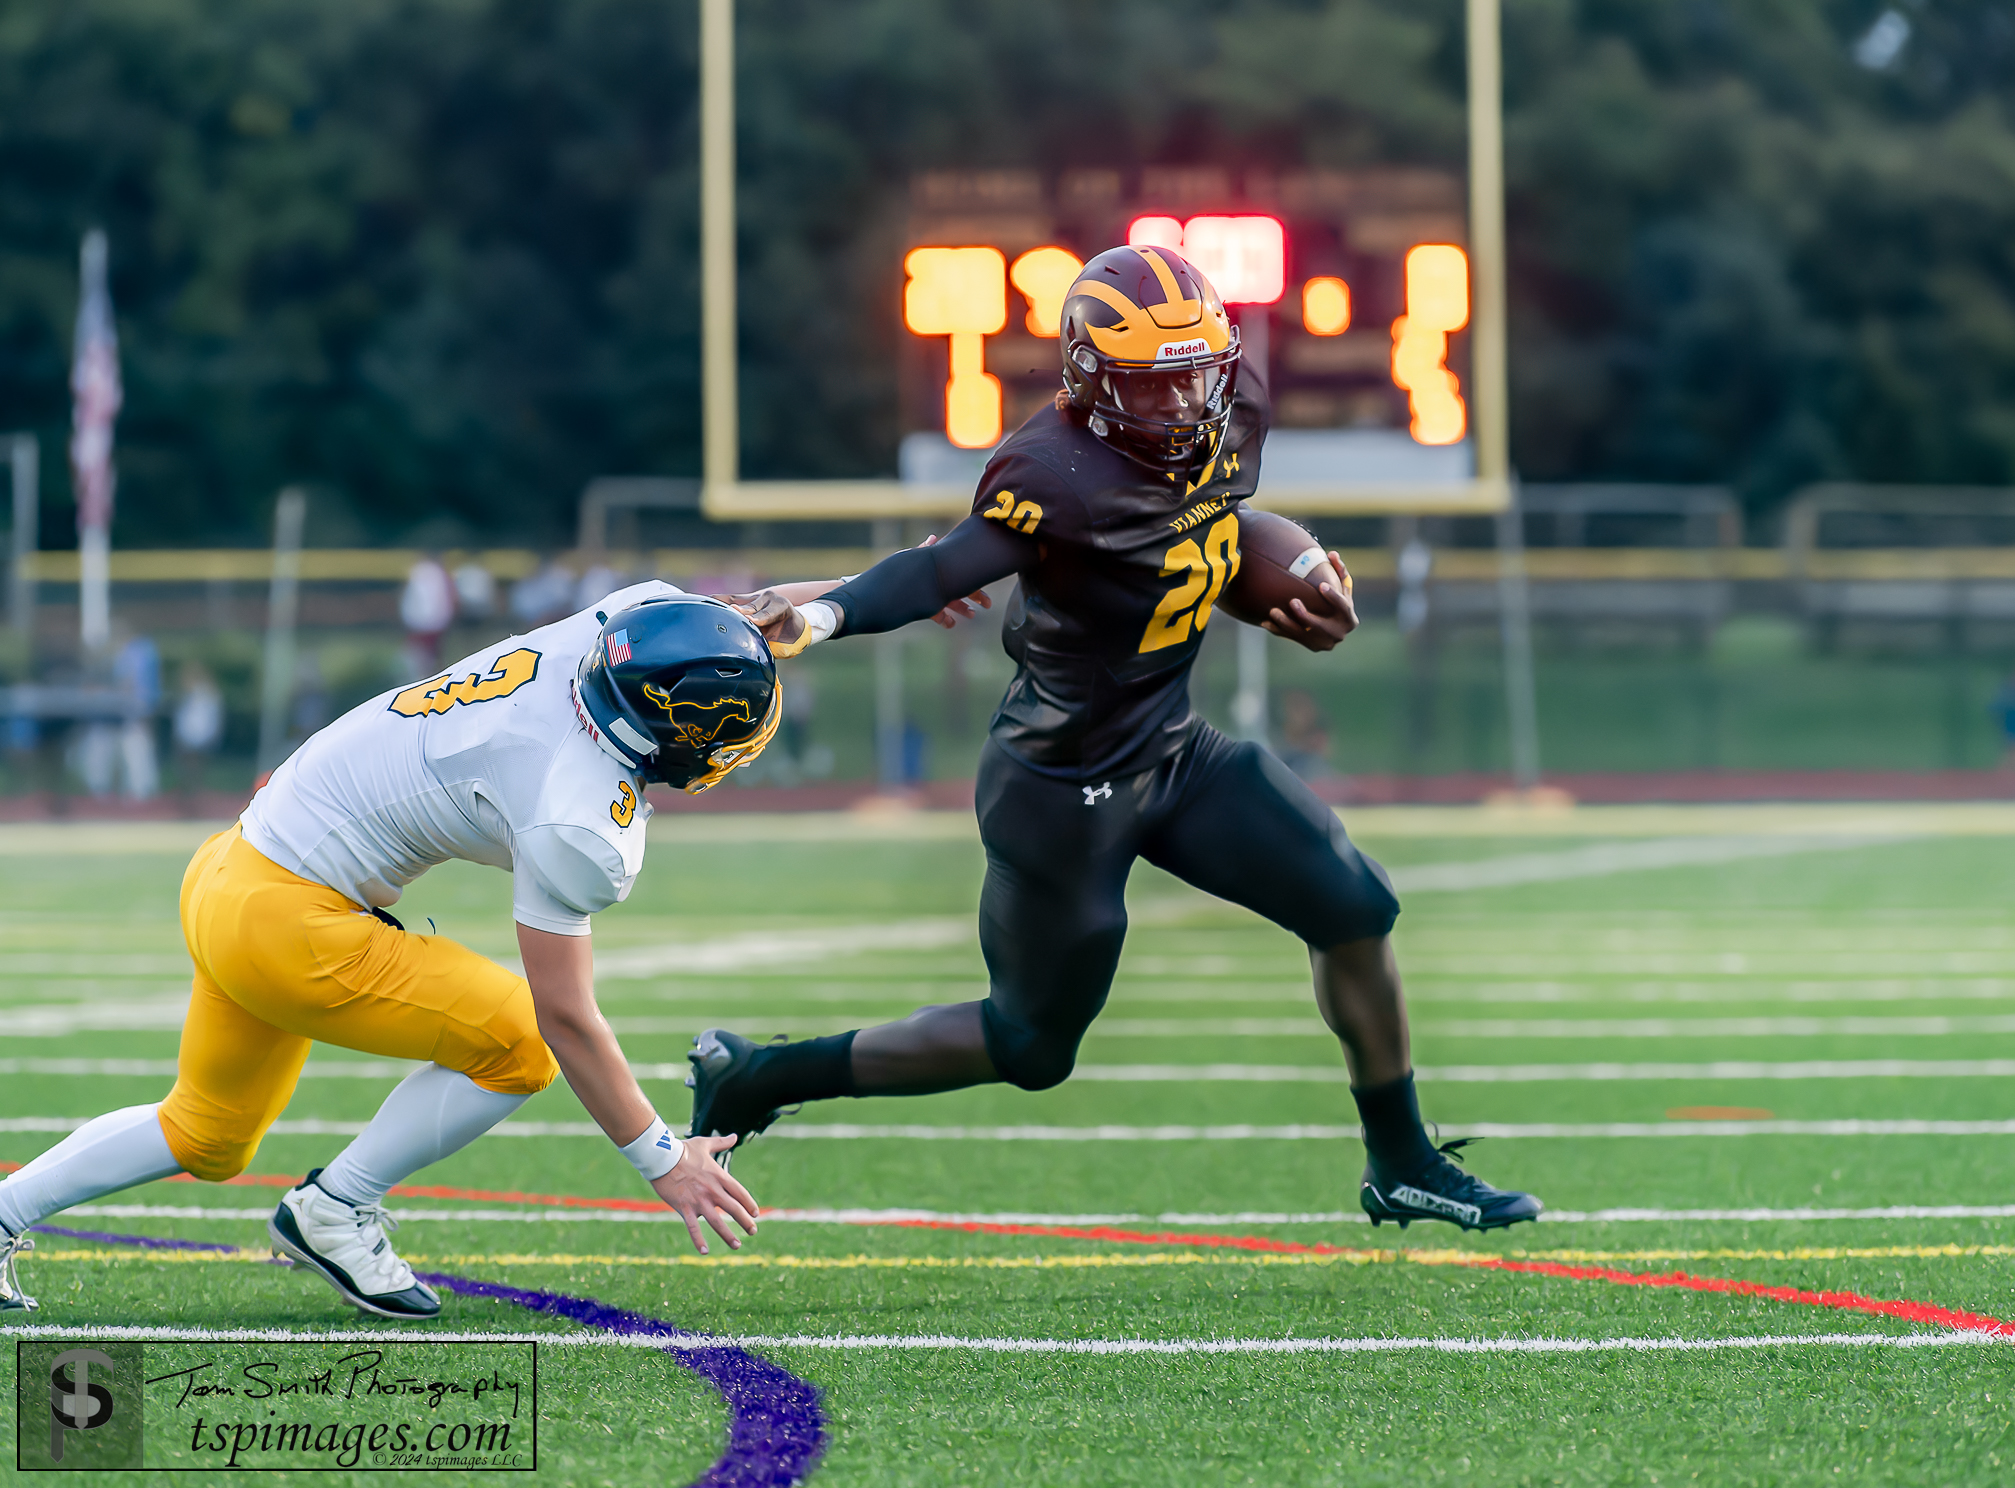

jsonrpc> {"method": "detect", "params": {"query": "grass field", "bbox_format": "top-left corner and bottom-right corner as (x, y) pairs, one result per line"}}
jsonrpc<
(5, 804), (2015, 1484)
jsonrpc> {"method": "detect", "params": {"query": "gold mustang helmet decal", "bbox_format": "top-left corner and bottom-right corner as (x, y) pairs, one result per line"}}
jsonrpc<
(639, 681), (764, 750)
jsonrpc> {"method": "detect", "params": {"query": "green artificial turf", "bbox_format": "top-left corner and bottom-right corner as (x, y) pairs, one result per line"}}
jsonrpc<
(4, 815), (2015, 1484)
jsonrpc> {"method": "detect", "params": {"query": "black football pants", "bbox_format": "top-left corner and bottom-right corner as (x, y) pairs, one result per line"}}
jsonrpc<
(973, 724), (1401, 1091)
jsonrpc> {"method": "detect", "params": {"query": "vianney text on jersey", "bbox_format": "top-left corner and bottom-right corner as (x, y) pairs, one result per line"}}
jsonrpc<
(240, 582), (674, 935)
(975, 382), (1267, 780)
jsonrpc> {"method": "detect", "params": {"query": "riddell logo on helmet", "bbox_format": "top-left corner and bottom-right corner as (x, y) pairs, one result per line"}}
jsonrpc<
(1156, 339), (1210, 361)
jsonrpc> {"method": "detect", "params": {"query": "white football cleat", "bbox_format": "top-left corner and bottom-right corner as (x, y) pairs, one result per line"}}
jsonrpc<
(268, 1169), (440, 1320)
(0, 1229), (36, 1313)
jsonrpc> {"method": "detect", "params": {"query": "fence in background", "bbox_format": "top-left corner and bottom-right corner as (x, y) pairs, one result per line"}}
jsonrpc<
(8, 481), (2015, 807)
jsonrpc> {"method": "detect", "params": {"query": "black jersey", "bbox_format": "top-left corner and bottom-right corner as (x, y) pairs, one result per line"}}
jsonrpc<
(972, 383), (1268, 779)
(820, 384), (1269, 781)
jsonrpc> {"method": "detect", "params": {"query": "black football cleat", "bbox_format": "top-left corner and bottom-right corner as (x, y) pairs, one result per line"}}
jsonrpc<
(686, 1029), (794, 1166)
(1360, 1138), (1544, 1232)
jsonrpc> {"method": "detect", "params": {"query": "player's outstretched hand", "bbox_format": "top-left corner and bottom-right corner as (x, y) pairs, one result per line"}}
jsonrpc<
(1261, 550), (1358, 652)
(650, 1134), (759, 1254)
(918, 533), (993, 629)
(717, 590), (811, 657)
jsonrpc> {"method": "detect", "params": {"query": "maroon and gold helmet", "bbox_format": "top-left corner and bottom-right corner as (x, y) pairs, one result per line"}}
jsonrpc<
(1059, 245), (1242, 477)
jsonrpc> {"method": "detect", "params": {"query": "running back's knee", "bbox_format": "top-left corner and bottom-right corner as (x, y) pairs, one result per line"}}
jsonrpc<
(980, 1002), (1087, 1092)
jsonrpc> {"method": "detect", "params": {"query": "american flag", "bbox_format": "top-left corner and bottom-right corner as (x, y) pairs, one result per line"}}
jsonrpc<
(605, 629), (632, 665)
(71, 230), (121, 540)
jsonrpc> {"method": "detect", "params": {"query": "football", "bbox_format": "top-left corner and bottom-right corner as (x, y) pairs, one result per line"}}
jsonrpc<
(1219, 509), (1350, 632)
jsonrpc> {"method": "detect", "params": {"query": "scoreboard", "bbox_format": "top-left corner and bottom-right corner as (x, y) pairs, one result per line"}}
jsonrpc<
(901, 167), (1470, 455)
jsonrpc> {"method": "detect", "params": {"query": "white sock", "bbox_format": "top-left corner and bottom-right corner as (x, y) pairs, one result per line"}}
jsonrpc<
(0, 1104), (181, 1237)
(315, 1064), (528, 1207)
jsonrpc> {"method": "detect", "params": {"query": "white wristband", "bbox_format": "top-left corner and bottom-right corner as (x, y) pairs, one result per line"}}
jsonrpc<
(618, 1116), (684, 1182)
(799, 600), (839, 645)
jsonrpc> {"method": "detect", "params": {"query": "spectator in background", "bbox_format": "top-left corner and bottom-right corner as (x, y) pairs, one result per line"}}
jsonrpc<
(1996, 671), (2015, 769)
(291, 651), (330, 743)
(399, 553), (456, 679)
(509, 559), (577, 629)
(575, 562), (623, 613)
(1275, 688), (1334, 782)
(781, 672), (816, 778)
(453, 560), (497, 624)
(172, 659), (224, 812)
(81, 629), (162, 800)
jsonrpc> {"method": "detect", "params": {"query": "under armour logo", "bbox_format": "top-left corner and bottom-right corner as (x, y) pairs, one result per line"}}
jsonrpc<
(1082, 782), (1112, 805)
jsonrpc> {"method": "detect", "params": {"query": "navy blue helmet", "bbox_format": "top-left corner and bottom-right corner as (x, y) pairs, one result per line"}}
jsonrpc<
(573, 595), (779, 791)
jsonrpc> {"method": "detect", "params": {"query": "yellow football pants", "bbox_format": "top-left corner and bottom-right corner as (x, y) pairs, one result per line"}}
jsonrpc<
(158, 827), (558, 1182)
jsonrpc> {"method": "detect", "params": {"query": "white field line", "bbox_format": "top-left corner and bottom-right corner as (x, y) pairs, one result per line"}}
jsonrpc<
(1405, 954), (2015, 977)
(1417, 1059), (2015, 1082)
(1, 1324), (2001, 1355)
(29, 1010), (2004, 1044)
(49, 1201), (2015, 1227)
(0, 1059), (422, 1079)
(0, 955), (193, 976)
(979, 1060), (2015, 1083)
(25, 1058), (2012, 1085)
(594, 919), (972, 977)
(12, 1117), (2015, 1140)
(1407, 981), (2015, 1006)
(1424, 1016), (2015, 1039)
(1385, 833), (1909, 893)
(0, 999), (190, 1037)
(633, 1014), (2015, 1041)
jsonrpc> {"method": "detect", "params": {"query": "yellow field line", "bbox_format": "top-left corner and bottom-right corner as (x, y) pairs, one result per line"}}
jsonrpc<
(26, 1243), (2015, 1270)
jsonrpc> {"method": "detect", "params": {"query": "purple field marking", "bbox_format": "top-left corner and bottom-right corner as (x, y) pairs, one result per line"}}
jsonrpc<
(30, 1224), (244, 1253)
(30, 1227), (828, 1487)
(418, 1272), (826, 1488)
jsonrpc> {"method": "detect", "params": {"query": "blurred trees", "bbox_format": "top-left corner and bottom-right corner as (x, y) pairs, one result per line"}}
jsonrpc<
(0, 0), (2010, 545)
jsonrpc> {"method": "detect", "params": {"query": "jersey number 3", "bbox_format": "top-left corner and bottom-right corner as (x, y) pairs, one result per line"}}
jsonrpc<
(1138, 514), (1240, 654)
(389, 648), (541, 718)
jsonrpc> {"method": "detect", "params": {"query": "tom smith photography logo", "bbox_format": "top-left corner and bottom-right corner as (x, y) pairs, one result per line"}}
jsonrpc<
(15, 1341), (145, 1471)
(16, 1339), (534, 1472)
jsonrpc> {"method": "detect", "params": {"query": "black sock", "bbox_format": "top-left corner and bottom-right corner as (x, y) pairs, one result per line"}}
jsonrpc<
(746, 1031), (858, 1106)
(1351, 1071), (1439, 1180)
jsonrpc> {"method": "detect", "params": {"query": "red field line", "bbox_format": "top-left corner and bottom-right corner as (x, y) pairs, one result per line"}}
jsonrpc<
(1480, 1255), (2015, 1335)
(9, 1162), (2008, 1333)
(880, 1217), (2015, 1335)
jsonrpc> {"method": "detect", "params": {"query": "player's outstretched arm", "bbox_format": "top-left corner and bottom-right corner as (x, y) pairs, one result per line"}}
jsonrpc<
(727, 518), (1027, 655)
(517, 923), (757, 1254)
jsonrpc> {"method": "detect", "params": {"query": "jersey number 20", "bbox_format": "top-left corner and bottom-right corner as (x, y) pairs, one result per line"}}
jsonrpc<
(1138, 514), (1240, 654)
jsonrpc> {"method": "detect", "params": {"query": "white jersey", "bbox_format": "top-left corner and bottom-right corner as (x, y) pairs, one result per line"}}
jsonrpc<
(241, 582), (677, 936)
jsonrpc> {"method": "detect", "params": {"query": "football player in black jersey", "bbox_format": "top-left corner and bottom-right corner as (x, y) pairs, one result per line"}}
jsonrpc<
(693, 245), (1540, 1231)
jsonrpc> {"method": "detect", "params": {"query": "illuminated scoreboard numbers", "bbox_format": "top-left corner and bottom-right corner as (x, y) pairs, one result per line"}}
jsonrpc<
(904, 246), (1008, 449)
(1008, 247), (1084, 337)
(1390, 244), (1469, 446)
(1125, 215), (1284, 305)
(1301, 276), (1351, 336)
(904, 245), (1088, 448)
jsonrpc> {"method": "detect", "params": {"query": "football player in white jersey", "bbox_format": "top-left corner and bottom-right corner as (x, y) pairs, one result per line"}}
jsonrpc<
(0, 586), (785, 1318)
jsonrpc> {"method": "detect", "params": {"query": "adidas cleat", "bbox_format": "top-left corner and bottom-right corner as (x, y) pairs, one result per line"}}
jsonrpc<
(686, 1029), (794, 1165)
(268, 1169), (441, 1320)
(0, 1229), (36, 1313)
(1360, 1138), (1543, 1232)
